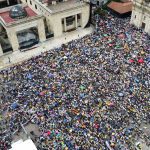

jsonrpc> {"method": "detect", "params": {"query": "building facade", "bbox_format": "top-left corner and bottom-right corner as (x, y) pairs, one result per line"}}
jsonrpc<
(0, 0), (90, 56)
(130, 0), (150, 34)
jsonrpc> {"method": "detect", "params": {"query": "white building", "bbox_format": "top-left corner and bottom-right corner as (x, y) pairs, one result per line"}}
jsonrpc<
(0, 0), (90, 56)
(130, 0), (150, 34)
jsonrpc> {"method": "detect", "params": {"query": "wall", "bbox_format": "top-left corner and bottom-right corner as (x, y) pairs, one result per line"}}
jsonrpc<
(130, 1), (150, 34)
(130, 9), (142, 28)
(49, 4), (90, 37)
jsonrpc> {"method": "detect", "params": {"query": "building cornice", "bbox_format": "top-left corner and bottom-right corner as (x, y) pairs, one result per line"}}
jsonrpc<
(50, 2), (89, 15)
(0, 15), (44, 28)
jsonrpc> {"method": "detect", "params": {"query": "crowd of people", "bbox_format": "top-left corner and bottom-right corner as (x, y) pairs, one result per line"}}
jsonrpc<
(0, 12), (150, 150)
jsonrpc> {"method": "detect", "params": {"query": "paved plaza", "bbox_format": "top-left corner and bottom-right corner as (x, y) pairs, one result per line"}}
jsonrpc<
(0, 13), (149, 149)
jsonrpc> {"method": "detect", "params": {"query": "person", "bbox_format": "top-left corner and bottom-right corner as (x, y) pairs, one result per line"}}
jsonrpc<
(0, 12), (149, 149)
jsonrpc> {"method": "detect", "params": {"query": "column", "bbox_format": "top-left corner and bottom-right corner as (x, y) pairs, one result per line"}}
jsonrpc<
(7, 0), (10, 5)
(53, 18), (63, 37)
(75, 14), (78, 29)
(38, 19), (46, 42)
(7, 30), (19, 51)
(64, 18), (67, 32)
(0, 44), (3, 56)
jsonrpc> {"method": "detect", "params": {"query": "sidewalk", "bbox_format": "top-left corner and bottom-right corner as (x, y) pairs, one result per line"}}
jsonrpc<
(0, 27), (93, 70)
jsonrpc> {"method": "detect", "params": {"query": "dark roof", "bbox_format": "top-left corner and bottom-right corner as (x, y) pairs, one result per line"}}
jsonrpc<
(9, 5), (27, 19)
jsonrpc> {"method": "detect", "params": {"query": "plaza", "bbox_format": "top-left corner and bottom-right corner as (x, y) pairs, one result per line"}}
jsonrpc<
(0, 0), (150, 149)
(0, 10), (150, 149)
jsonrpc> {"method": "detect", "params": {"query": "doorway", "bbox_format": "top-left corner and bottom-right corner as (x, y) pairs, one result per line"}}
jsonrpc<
(142, 22), (145, 29)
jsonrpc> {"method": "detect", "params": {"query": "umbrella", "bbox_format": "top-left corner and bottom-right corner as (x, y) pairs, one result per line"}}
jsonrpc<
(80, 85), (85, 90)
(146, 57), (150, 62)
(129, 59), (134, 63)
(43, 132), (48, 137)
(47, 131), (51, 136)
(27, 73), (32, 79)
(53, 102), (59, 107)
(138, 58), (144, 63)
(48, 73), (54, 78)
(11, 102), (19, 109)
(118, 34), (125, 38)
(132, 54), (137, 58)
(40, 91), (45, 96)
(115, 45), (121, 48)
(106, 101), (114, 106)
(118, 92), (124, 97)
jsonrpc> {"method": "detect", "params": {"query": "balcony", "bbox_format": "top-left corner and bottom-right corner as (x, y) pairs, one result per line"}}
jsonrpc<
(47, 0), (86, 14)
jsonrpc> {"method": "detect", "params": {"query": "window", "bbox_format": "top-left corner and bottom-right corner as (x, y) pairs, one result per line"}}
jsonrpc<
(35, 4), (37, 9)
(144, 16), (146, 20)
(135, 15), (136, 18)
(30, 0), (32, 5)
(77, 14), (81, 20)
(66, 16), (75, 26)
(26, 0), (27, 2)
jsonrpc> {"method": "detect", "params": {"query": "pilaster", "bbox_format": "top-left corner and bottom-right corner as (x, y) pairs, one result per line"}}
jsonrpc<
(64, 18), (67, 32)
(0, 44), (3, 56)
(7, 30), (19, 51)
(38, 19), (46, 42)
(75, 14), (78, 29)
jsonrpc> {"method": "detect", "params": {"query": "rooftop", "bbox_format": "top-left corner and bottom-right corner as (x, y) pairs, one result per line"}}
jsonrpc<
(107, 1), (133, 14)
(0, 5), (37, 25)
(47, 0), (86, 13)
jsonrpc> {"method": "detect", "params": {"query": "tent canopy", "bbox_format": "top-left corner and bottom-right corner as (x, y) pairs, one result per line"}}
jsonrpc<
(10, 139), (37, 150)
